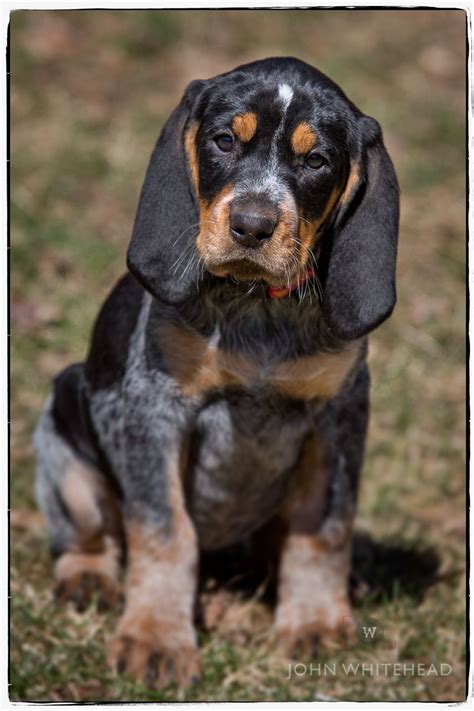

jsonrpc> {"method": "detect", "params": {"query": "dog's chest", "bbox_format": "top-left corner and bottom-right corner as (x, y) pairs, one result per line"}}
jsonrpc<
(144, 314), (361, 548)
(187, 392), (312, 549)
(156, 320), (360, 402)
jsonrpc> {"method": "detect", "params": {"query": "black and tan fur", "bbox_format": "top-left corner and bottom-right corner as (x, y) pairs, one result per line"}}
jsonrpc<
(34, 57), (399, 689)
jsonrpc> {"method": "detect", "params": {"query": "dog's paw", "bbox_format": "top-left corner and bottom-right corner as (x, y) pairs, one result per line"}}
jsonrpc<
(108, 618), (201, 689)
(54, 571), (122, 612)
(276, 612), (357, 658)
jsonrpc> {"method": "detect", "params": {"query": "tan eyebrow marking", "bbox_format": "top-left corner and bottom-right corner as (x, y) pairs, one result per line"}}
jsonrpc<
(232, 112), (257, 143)
(291, 122), (317, 154)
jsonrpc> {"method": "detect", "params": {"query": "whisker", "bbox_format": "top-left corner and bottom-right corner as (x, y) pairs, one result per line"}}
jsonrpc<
(170, 222), (201, 247)
(315, 274), (324, 301)
(282, 206), (312, 226)
(179, 250), (199, 282)
(288, 237), (322, 302)
(171, 239), (196, 273)
(170, 219), (218, 248)
(290, 236), (319, 268)
(195, 256), (205, 292)
(245, 280), (258, 297)
(305, 272), (313, 306)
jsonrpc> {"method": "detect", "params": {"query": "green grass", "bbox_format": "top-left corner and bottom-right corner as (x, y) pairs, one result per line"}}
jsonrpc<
(10, 523), (466, 701)
(10, 8), (466, 702)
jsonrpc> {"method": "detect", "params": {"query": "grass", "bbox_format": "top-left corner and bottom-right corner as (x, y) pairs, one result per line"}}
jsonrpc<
(9, 8), (467, 702)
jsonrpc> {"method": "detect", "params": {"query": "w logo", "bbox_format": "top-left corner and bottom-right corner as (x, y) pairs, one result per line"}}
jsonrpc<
(362, 626), (378, 639)
(357, 618), (384, 644)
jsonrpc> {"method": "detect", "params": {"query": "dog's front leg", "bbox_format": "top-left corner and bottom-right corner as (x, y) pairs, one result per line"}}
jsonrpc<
(274, 435), (358, 657)
(108, 412), (200, 689)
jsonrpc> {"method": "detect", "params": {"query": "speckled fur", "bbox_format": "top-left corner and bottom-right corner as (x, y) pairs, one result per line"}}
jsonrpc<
(34, 57), (398, 687)
(35, 278), (366, 551)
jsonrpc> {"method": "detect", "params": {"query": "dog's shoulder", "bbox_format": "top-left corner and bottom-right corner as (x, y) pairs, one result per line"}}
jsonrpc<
(84, 272), (145, 392)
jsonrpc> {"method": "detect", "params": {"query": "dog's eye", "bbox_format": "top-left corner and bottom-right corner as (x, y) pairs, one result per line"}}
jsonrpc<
(306, 151), (326, 170)
(214, 133), (234, 153)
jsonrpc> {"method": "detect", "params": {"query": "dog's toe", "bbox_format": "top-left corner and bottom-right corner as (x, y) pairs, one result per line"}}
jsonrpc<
(276, 613), (357, 658)
(54, 571), (121, 612)
(108, 632), (201, 689)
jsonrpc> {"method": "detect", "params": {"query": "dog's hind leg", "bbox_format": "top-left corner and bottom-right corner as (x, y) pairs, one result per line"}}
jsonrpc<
(34, 395), (123, 611)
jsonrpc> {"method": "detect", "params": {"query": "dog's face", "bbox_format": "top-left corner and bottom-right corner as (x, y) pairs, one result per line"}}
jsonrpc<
(186, 79), (351, 286)
(128, 57), (399, 340)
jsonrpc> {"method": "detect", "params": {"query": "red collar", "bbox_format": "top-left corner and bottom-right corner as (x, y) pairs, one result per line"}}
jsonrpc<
(267, 266), (317, 299)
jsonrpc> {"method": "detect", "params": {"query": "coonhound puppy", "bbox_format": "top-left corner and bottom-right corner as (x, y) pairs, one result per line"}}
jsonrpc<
(34, 57), (399, 689)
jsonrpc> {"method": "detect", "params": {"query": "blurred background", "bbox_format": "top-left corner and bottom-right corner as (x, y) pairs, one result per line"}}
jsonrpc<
(10, 9), (466, 703)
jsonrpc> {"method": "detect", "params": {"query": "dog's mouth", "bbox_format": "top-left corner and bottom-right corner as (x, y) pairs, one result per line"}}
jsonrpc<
(196, 188), (306, 288)
(205, 255), (297, 287)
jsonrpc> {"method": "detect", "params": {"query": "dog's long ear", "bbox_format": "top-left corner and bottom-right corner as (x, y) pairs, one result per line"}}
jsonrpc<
(322, 117), (399, 341)
(127, 81), (205, 303)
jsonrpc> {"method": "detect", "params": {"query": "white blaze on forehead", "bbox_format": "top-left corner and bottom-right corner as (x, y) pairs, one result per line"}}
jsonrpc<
(278, 83), (294, 111)
(235, 84), (294, 200)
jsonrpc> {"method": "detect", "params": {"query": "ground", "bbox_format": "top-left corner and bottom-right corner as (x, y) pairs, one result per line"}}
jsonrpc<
(10, 8), (466, 702)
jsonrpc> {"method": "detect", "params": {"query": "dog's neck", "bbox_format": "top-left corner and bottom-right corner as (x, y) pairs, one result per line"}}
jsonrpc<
(153, 274), (343, 361)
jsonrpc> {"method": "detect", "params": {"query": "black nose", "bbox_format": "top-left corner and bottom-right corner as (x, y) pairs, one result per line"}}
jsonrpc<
(230, 207), (276, 248)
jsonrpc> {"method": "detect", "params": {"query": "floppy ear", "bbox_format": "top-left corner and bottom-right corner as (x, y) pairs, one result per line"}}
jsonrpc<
(322, 117), (399, 341)
(127, 81), (205, 303)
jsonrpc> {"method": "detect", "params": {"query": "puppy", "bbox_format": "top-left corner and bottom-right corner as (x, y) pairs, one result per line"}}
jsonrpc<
(34, 56), (399, 689)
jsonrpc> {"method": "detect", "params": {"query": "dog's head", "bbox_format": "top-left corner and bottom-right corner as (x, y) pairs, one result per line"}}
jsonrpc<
(128, 57), (399, 340)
